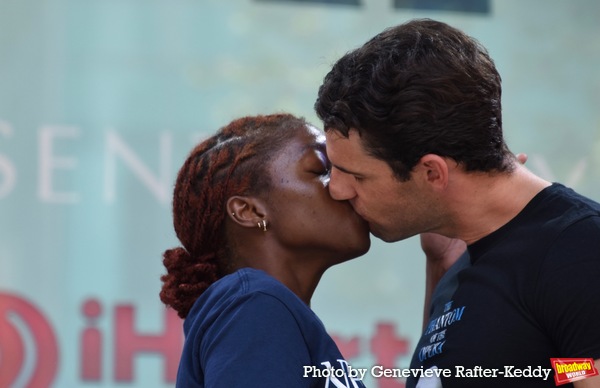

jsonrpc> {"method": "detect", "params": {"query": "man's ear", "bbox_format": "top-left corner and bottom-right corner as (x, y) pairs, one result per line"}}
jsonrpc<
(418, 154), (449, 190)
(226, 196), (268, 229)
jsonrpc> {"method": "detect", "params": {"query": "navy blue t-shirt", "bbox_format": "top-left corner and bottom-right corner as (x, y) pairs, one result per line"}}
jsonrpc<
(407, 183), (600, 387)
(176, 268), (365, 388)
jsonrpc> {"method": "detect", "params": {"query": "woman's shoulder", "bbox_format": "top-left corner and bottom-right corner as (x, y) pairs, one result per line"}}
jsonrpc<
(227, 268), (308, 311)
(185, 268), (310, 326)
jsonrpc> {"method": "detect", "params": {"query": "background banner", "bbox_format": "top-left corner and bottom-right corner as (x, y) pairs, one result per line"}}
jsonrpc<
(1, 0), (599, 387)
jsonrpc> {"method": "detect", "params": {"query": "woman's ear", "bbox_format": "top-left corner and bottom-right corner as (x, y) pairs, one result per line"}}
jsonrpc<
(226, 196), (268, 229)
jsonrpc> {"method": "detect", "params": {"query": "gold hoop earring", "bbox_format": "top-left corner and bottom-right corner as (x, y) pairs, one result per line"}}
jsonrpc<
(257, 219), (267, 232)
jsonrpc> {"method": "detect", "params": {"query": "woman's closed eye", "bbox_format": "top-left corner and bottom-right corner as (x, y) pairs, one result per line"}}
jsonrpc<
(310, 152), (331, 176)
(312, 165), (331, 176)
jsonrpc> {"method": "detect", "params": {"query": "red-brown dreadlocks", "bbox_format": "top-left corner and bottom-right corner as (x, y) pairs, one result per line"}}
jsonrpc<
(160, 113), (308, 318)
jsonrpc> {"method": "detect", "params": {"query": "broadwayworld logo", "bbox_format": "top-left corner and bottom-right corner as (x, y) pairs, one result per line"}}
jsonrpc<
(550, 358), (599, 386)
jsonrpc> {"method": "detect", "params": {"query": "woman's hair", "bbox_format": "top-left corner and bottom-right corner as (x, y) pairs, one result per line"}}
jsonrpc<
(160, 113), (308, 318)
(315, 19), (513, 181)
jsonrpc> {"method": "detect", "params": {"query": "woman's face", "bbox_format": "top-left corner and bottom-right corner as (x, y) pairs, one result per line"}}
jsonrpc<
(264, 124), (371, 264)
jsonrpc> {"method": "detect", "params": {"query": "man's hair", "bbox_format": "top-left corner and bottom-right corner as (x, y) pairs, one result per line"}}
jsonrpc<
(159, 113), (308, 318)
(315, 18), (514, 181)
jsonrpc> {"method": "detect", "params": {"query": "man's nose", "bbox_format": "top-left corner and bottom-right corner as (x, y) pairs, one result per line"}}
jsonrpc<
(328, 168), (356, 201)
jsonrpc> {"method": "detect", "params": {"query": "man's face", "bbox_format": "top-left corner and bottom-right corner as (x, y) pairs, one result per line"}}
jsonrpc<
(325, 129), (435, 242)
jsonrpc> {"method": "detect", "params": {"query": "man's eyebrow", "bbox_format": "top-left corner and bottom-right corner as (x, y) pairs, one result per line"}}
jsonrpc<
(331, 163), (362, 176)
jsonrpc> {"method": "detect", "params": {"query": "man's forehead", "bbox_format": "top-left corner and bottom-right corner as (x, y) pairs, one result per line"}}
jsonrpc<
(325, 129), (368, 173)
(325, 128), (353, 140)
(324, 130), (346, 156)
(325, 129), (364, 151)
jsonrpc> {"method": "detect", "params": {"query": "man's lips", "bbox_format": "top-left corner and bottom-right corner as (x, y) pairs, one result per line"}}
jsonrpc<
(350, 207), (370, 226)
(348, 200), (367, 221)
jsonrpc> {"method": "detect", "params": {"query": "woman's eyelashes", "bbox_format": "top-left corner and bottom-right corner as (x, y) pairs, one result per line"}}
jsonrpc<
(308, 151), (331, 177)
(310, 167), (330, 177)
(315, 161), (332, 177)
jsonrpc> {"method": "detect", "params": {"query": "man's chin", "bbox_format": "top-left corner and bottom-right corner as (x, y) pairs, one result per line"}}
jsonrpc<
(370, 226), (414, 243)
(369, 226), (392, 242)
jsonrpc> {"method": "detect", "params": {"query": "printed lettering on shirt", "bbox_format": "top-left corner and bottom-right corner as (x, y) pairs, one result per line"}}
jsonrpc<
(418, 301), (466, 362)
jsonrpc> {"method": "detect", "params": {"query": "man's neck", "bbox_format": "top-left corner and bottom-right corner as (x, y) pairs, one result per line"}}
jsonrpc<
(443, 164), (551, 245)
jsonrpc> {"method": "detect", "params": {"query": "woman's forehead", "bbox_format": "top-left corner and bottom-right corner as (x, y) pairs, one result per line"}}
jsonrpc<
(296, 125), (327, 155)
(268, 125), (325, 168)
(306, 124), (326, 143)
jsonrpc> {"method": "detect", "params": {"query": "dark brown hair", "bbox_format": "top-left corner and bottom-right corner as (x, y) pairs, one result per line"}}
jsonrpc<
(315, 19), (513, 181)
(160, 113), (308, 318)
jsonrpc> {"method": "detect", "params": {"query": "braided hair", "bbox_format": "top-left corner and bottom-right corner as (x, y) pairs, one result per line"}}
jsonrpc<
(160, 114), (308, 318)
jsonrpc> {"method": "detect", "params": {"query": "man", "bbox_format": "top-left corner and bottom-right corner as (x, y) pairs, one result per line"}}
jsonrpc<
(315, 19), (600, 387)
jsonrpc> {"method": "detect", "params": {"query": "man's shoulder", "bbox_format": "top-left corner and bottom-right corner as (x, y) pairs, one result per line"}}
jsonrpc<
(532, 183), (600, 227)
(545, 183), (600, 209)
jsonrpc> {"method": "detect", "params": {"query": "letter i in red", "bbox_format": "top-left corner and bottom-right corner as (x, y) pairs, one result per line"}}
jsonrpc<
(81, 299), (103, 381)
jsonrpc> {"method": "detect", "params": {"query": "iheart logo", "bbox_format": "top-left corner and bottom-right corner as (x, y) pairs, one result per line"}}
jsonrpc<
(0, 292), (59, 388)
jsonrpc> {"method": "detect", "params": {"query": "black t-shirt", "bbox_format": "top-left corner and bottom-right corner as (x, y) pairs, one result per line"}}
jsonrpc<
(407, 183), (600, 388)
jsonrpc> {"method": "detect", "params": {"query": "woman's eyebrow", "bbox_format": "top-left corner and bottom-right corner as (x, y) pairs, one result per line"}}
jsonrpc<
(300, 142), (329, 164)
(302, 141), (326, 153)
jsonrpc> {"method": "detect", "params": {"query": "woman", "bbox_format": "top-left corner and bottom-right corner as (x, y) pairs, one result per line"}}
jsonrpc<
(160, 113), (371, 387)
